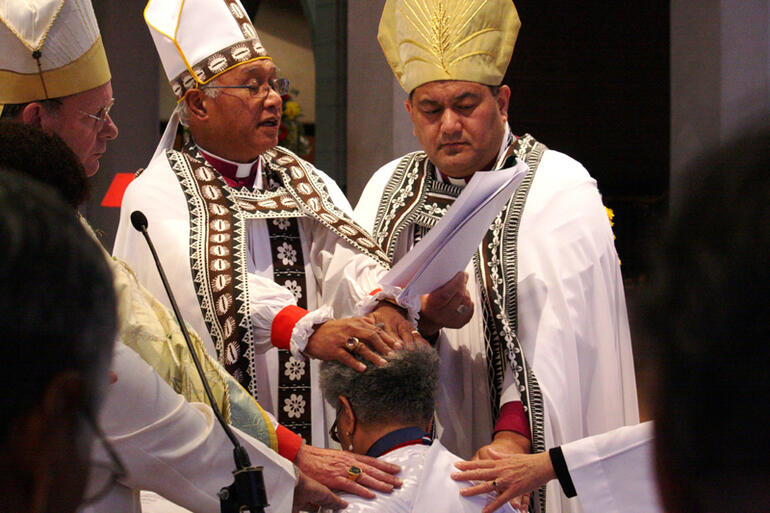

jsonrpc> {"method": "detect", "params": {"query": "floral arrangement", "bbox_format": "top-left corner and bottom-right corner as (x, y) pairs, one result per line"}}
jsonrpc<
(279, 89), (310, 158)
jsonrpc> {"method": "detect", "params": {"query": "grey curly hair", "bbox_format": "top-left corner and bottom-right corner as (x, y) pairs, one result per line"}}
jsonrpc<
(320, 346), (439, 427)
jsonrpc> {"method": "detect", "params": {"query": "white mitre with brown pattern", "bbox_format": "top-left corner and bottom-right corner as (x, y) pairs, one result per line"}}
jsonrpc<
(0, 0), (110, 105)
(144, 0), (270, 101)
(378, 0), (521, 93)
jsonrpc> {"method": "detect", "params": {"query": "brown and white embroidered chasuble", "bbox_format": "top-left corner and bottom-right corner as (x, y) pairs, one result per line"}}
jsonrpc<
(164, 141), (387, 443)
(370, 134), (550, 511)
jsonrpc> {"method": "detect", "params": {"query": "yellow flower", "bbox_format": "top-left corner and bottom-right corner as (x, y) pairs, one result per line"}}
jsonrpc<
(283, 101), (301, 120)
(604, 205), (621, 265)
(605, 206), (615, 227)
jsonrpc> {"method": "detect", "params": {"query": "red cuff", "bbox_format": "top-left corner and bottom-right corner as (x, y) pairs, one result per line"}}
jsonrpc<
(369, 288), (382, 296)
(271, 305), (309, 350)
(493, 401), (531, 440)
(276, 424), (303, 461)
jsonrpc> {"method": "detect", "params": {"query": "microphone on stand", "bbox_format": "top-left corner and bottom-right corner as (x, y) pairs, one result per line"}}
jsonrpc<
(130, 210), (268, 513)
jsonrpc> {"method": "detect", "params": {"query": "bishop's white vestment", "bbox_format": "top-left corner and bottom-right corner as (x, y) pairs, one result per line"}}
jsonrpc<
(561, 422), (662, 513)
(114, 143), (390, 449)
(354, 129), (639, 513)
(82, 341), (296, 513)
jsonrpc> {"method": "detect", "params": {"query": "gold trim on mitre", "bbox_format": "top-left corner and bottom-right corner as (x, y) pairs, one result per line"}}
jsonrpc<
(378, 0), (521, 93)
(0, 37), (111, 104)
(145, 0), (271, 101)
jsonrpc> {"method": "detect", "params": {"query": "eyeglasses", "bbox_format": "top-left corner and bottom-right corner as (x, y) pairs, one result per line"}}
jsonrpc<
(50, 97), (115, 127)
(200, 78), (290, 100)
(81, 98), (115, 125)
(79, 410), (127, 505)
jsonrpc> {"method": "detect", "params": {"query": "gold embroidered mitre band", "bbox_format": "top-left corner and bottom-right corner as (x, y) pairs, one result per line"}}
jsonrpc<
(0, 0), (111, 105)
(144, 0), (271, 101)
(378, 0), (521, 93)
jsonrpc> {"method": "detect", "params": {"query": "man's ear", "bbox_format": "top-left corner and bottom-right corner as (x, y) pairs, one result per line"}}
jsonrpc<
(21, 102), (46, 128)
(404, 98), (417, 137)
(337, 395), (356, 433)
(496, 85), (511, 123)
(185, 90), (209, 121)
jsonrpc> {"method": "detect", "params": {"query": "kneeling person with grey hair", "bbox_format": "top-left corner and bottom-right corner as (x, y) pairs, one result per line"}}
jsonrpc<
(321, 348), (517, 512)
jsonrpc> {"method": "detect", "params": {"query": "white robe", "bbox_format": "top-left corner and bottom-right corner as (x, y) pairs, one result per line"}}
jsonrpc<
(561, 422), (662, 513)
(338, 440), (517, 513)
(354, 138), (639, 513)
(81, 341), (296, 513)
(113, 149), (386, 446)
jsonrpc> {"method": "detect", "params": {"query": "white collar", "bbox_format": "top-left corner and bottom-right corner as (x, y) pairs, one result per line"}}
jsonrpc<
(196, 145), (263, 188)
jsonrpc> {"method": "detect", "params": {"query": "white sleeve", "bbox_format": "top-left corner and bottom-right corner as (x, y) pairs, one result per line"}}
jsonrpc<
(309, 223), (388, 317)
(304, 166), (391, 318)
(561, 422), (662, 513)
(92, 342), (296, 513)
(246, 271), (333, 357)
(518, 152), (639, 442)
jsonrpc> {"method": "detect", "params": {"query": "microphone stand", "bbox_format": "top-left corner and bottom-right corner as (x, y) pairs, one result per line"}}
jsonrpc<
(131, 211), (268, 513)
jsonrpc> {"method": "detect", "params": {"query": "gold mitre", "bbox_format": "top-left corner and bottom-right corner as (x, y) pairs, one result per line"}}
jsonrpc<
(0, 0), (111, 105)
(378, 0), (521, 93)
(145, 0), (270, 101)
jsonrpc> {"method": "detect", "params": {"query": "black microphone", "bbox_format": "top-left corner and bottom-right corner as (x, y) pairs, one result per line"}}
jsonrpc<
(130, 210), (268, 513)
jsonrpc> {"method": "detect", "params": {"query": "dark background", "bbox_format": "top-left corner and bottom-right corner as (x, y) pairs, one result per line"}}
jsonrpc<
(504, 2), (670, 280)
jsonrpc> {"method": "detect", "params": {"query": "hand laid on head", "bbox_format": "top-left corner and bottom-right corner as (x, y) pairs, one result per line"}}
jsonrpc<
(418, 271), (474, 337)
(292, 470), (347, 512)
(366, 302), (428, 350)
(452, 447), (554, 513)
(294, 443), (402, 500)
(304, 317), (400, 371)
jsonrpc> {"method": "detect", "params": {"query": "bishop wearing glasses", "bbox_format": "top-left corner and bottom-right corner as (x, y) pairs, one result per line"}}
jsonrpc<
(114, 0), (469, 466)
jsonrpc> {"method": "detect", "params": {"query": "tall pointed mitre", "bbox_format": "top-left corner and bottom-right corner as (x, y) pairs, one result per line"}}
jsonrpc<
(0, 0), (111, 105)
(378, 0), (521, 93)
(144, 0), (270, 102)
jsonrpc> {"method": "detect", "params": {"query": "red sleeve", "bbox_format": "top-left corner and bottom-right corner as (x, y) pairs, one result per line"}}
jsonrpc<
(493, 401), (531, 440)
(275, 424), (303, 461)
(271, 305), (309, 350)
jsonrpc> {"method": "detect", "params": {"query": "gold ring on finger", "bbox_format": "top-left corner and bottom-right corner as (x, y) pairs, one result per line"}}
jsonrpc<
(347, 465), (363, 481)
(345, 336), (362, 352)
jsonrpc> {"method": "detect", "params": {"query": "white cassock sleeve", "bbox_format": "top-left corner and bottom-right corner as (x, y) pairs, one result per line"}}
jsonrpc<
(86, 341), (296, 513)
(246, 165), (387, 356)
(560, 422), (662, 513)
(245, 271), (334, 357)
(306, 221), (388, 318)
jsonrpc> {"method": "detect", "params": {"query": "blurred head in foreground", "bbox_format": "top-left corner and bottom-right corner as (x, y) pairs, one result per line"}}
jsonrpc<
(0, 170), (117, 513)
(646, 126), (770, 512)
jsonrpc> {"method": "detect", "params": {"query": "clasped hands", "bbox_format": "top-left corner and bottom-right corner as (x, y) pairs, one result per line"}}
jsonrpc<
(304, 271), (473, 371)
